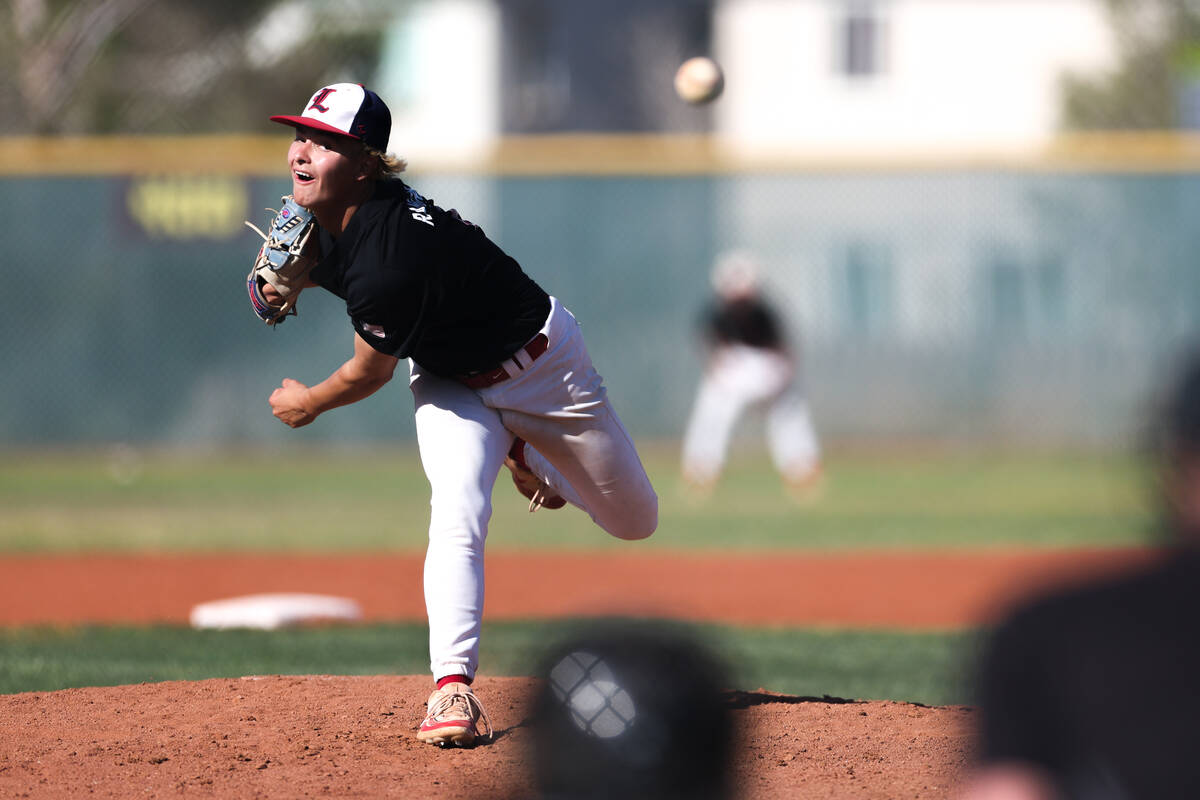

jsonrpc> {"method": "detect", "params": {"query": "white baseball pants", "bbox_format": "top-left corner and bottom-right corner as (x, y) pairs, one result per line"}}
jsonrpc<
(408, 297), (658, 682)
(681, 344), (821, 486)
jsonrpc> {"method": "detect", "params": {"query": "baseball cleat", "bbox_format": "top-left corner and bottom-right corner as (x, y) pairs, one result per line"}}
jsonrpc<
(504, 438), (566, 512)
(416, 683), (493, 747)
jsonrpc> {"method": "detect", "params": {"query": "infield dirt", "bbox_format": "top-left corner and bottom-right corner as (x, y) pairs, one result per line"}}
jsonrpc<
(1, 675), (974, 799)
(0, 548), (1153, 798)
(0, 548), (1153, 627)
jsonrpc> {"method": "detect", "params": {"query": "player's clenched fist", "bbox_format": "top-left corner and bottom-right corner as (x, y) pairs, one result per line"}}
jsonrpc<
(270, 378), (316, 428)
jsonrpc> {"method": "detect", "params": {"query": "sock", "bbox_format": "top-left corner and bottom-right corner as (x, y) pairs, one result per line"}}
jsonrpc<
(436, 674), (471, 690)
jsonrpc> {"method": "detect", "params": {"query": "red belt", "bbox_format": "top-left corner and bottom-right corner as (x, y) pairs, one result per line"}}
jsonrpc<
(458, 333), (549, 390)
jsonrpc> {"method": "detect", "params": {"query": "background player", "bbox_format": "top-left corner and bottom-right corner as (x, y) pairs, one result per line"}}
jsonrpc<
(680, 250), (822, 496)
(256, 83), (658, 747)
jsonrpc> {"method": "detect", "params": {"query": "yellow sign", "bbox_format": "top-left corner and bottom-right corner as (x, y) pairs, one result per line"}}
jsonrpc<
(126, 176), (249, 239)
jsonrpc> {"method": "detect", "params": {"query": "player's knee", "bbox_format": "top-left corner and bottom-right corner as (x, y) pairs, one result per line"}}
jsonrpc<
(620, 519), (656, 541)
(609, 492), (658, 541)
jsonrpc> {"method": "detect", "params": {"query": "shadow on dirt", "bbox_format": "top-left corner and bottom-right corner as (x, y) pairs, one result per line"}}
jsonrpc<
(722, 690), (862, 709)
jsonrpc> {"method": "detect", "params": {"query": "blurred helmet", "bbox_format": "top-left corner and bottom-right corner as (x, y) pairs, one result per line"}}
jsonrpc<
(529, 622), (733, 800)
(711, 250), (760, 298)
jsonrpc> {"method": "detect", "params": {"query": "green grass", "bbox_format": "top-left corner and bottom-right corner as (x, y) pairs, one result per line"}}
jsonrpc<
(0, 620), (979, 706)
(1, 444), (1134, 703)
(0, 443), (1155, 552)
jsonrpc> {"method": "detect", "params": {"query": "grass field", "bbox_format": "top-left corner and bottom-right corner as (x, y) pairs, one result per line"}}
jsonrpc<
(0, 443), (1154, 701)
(0, 443), (1155, 552)
(0, 622), (976, 706)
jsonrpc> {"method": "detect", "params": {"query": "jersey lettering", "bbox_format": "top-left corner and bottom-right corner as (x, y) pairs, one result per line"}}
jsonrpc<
(404, 186), (435, 226)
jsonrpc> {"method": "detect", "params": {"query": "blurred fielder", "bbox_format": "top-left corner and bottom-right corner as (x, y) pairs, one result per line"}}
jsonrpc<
(247, 83), (658, 748)
(680, 251), (821, 495)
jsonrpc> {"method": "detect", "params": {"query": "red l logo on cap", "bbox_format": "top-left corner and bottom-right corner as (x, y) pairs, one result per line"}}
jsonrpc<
(308, 88), (335, 113)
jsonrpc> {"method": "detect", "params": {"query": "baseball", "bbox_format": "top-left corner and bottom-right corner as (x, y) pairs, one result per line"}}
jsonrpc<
(674, 56), (724, 105)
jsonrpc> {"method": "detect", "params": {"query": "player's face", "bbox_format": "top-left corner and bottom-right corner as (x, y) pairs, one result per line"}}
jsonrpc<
(287, 127), (368, 210)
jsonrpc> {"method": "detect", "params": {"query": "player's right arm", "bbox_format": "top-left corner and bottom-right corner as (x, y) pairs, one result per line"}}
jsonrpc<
(269, 334), (399, 428)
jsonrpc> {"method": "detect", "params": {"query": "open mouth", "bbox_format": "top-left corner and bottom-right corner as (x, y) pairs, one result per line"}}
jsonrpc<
(294, 170), (314, 184)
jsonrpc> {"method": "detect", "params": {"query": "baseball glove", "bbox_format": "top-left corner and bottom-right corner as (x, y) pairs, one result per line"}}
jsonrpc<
(245, 196), (319, 326)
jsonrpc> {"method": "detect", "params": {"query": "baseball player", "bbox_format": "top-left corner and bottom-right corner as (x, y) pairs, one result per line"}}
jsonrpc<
(251, 83), (658, 747)
(680, 251), (822, 495)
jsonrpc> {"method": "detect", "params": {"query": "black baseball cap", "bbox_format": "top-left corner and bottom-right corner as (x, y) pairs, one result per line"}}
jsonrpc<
(270, 83), (391, 151)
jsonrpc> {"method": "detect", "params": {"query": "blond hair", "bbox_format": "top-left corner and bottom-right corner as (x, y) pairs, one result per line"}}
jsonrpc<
(362, 145), (408, 180)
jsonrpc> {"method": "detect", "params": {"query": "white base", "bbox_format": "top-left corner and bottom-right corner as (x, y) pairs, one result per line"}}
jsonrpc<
(189, 593), (363, 630)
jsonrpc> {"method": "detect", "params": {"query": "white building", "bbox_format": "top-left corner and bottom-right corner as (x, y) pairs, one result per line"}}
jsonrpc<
(376, 0), (1119, 160)
(713, 0), (1118, 157)
(373, 0), (502, 165)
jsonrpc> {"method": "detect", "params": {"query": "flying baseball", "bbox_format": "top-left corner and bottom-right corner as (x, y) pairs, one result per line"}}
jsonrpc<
(674, 56), (724, 105)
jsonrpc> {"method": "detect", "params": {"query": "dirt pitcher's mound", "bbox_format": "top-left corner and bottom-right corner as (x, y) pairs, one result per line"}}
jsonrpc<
(0, 675), (973, 799)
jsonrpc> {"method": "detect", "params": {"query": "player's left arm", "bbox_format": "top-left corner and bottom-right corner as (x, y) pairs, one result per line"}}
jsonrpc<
(269, 334), (400, 428)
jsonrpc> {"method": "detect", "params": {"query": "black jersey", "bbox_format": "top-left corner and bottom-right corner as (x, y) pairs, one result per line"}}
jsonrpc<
(704, 296), (785, 351)
(309, 179), (551, 377)
(976, 547), (1200, 799)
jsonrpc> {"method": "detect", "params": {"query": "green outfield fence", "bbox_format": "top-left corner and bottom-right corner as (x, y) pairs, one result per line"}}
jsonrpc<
(5, 134), (1200, 447)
